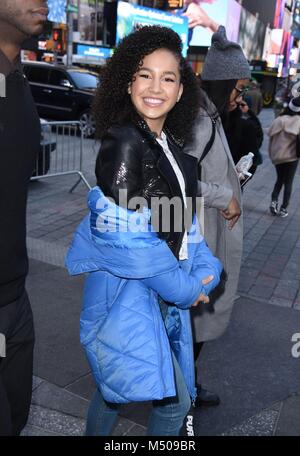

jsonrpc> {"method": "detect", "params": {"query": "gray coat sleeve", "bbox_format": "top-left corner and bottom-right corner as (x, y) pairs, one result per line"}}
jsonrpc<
(186, 115), (234, 211)
(198, 180), (233, 210)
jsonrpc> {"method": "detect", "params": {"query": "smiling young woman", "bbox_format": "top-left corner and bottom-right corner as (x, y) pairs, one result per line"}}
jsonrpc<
(128, 48), (183, 137)
(66, 25), (223, 436)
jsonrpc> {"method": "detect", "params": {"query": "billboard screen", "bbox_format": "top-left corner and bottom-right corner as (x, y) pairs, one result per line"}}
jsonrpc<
(187, 0), (241, 47)
(238, 8), (266, 61)
(226, 0), (242, 42)
(77, 45), (113, 60)
(48, 0), (67, 24)
(116, 1), (189, 56)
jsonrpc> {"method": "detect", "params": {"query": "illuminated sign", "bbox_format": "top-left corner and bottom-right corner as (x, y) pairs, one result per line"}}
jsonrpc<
(77, 45), (113, 60)
(166, 0), (184, 9)
(116, 1), (189, 56)
(48, 0), (67, 24)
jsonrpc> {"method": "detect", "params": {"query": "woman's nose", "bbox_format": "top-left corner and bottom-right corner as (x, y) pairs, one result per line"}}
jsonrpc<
(149, 77), (162, 93)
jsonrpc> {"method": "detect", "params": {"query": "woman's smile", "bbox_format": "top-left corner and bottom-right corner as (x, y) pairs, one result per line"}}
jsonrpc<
(143, 97), (165, 107)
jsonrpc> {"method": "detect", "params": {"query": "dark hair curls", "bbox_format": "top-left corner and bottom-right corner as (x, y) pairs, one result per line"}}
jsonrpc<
(93, 25), (201, 142)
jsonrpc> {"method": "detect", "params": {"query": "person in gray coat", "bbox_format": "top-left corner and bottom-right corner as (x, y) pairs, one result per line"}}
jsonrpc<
(185, 26), (251, 407)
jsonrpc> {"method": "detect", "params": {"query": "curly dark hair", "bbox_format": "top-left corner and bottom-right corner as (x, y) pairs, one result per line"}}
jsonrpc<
(93, 25), (201, 142)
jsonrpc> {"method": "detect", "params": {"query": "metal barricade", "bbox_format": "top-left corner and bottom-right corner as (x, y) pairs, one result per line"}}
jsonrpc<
(31, 120), (91, 193)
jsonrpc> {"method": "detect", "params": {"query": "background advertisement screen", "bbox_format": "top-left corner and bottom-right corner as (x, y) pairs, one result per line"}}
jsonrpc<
(188, 0), (241, 47)
(47, 0), (67, 24)
(238, 8), (266, 61)
(116, 1), (189, 56)
(226, 0), (242, 42)
(77, 45), (113, 60)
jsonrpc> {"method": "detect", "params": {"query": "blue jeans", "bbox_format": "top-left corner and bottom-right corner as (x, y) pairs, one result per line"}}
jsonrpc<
(85, 350), (191, 436)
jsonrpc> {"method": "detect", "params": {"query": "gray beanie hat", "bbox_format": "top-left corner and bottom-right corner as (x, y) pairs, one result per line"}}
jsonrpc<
(202, 26), (251, 81)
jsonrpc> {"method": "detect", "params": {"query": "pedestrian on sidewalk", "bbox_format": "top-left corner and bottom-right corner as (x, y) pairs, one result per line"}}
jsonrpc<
(0, 0), (48, 436)
(185, 26), (251, 407)
(225, 100), (264, 180)
(66, 26), (223, 436)
(268, 96), (300, 218)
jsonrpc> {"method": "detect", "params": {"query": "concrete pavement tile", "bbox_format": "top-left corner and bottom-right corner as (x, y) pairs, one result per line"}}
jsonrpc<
(222, 410), (278, 436)
(238, 283), (252, 295)
(254, 275), (278, 288)
(262, 235), (281, 242)
(266, 254), (290, 265)
(27, 238), (67, 267)
(247, 253), (270, 263)
(29, 262), (60, 277)
(112, 418), (146, 436)
(192, 297), (300, 436)
(281, 270), (300, 281)
(124, 424), (147, 436)
(275, 395), (300, 436)
(32, 376), (44, 391)
(21, 424), (64, 436)
(249, 285), (274, 300)
(238, 276), (256, 294)
(65, 374), (96, 401)
(257, 239), (278, 248)
(253, 246), (274, 256)
(27, 404), (85, 436)
(31, 381), (89, 419)
(273, 282), (299, 301)
(268, 401), (283, 412)
(244, 260), (266, 271)
(27, 260), (89, 387)
(293, 301), (300, 310)
(239, 267), (260, 278)
(269, 297), (294, 308)
(260, 265), (283, 279)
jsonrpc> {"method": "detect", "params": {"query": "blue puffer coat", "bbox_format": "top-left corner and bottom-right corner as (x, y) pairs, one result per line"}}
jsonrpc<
(66, 187), (223, 403)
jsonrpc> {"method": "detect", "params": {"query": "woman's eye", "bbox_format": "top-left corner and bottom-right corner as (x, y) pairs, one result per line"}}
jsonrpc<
(139, 73), (150, 79)
(164, 77), (175, 83)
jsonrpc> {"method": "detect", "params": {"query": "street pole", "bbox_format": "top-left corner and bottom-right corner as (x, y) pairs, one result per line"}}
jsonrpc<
(67, 0), (73, 66)
(94, 0), (98, 44)
(77, 0), (81, 33)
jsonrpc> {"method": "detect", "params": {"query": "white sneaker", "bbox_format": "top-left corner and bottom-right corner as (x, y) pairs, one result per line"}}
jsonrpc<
(270, 201), (278, 215)
(278, 207), (288, 217)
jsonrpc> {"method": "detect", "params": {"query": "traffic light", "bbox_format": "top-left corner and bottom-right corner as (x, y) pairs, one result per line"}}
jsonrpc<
(53, 28), (64, 53)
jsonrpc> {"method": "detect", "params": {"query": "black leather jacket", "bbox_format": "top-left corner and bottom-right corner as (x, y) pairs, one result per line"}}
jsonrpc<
(95, 121), (198, 258)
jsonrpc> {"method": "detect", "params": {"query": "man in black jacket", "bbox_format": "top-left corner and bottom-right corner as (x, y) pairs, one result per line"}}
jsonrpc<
(0, 0), (48, 436)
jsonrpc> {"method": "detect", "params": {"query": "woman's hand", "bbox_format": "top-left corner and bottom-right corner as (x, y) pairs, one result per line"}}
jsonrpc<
(183, 3), (219, 32)
(220, 197), (241, 230)
(191, 274), (214, 307)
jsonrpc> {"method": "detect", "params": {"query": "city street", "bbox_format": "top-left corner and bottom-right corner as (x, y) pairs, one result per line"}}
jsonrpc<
(21, 108), (300, 436)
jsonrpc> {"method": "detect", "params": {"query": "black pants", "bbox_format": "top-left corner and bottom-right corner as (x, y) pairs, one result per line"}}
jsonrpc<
(194, 342), (204, 384)
(271, 161), (299, 209)
(0, 290), (34, 436)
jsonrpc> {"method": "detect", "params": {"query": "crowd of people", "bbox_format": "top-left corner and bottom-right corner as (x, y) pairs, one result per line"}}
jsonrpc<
(0, 0), (299, 437)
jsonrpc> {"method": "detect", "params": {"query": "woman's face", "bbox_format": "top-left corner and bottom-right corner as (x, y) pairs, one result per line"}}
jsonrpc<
(228, 79), (249, 112)
(129, 48), (183, 134)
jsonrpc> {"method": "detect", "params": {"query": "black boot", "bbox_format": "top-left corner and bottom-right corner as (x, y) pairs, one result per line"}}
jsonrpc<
(192, 384), (221, 408)
(193, 342), (220, 408)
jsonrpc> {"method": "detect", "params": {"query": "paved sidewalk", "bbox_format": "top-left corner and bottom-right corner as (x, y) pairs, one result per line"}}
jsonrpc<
(22, 109), (300, 436)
